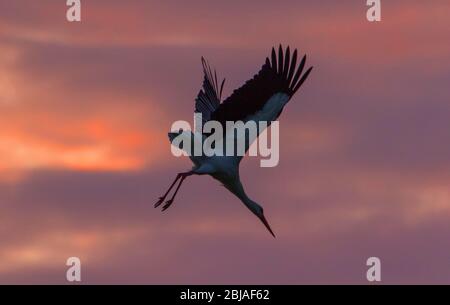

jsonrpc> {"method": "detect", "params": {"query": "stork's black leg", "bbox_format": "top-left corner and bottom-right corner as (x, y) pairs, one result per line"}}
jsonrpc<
(161, 171), (194, 211)
(154, 173), (182, 208)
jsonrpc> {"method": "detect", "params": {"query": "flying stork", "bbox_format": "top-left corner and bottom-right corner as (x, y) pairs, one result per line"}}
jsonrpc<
(155, 45), (313, 237)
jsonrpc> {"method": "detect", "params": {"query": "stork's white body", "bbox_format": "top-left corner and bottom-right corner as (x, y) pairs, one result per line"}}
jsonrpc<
(191, 93), (290, 203)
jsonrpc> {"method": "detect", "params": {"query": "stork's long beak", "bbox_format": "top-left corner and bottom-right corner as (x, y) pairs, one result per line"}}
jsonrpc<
(259, 214), (276, 238)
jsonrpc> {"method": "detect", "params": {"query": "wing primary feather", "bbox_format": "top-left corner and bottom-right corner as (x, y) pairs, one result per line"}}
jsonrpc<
(283, 46), (290, 79)
(208, 61), (214, 90)
(219, 78), (225, 100)
(290, 54), (306, 91)
(202, 57), (214, 93)
(214, 70), (219, 96)
(195, 56), (224, 124)
(278, 44), (284, 75)
(271, 47), (277, 72)
(287, 49), (298, 86)
(292, 66), (313, 94)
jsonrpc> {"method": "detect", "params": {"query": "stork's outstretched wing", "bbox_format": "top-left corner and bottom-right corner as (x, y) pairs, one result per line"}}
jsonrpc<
(210, 45), (313, 126)
(194, 57), (226, 127)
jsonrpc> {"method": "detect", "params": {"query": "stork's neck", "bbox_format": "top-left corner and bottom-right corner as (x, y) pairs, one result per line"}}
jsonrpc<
(228, 179), (260, 214)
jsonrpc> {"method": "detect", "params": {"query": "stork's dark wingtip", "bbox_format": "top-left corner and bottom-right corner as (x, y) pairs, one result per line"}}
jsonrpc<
(304, 66), (314, 78)
(271, 47), (277, 69)
(201, 56), (207, 70)
(301, 54), (307, 65)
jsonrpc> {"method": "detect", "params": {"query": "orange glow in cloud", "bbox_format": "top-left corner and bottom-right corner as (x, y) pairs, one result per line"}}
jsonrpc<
(0, 227), (146, 274)
(0, 40), (169, 180)
(0, 123), (164, 174)
(0, 45), (21, 105)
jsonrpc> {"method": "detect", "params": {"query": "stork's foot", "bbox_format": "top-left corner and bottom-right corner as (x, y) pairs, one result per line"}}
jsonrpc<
(155, 170), (193, 211)
(154, 197), (165, 208)
(161, 199), (174, 211)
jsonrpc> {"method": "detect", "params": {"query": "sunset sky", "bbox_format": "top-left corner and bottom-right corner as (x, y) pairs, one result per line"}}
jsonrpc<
(1, 0), (449, 284)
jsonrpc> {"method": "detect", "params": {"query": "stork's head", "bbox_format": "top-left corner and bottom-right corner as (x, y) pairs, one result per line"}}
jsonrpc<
(250, 202), (276, 238)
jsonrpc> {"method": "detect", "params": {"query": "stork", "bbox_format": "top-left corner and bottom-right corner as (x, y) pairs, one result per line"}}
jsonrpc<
(155, 45), (313, 237)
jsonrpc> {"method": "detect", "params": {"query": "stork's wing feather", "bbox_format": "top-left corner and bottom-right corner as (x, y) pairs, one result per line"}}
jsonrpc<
(210, 45), (312, 126)
(194, 57), (225, 126)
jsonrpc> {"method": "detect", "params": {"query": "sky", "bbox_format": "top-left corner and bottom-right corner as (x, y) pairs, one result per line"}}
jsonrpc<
(0, 0), (449, 284)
